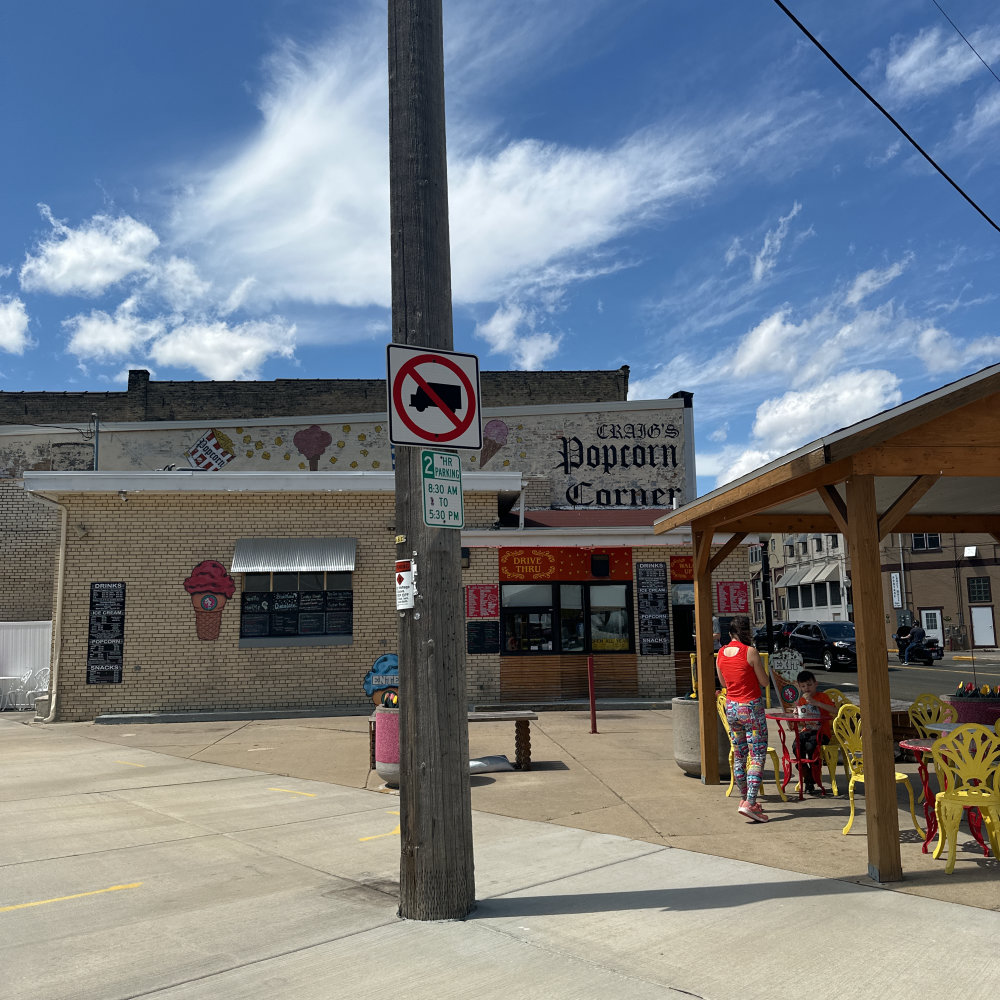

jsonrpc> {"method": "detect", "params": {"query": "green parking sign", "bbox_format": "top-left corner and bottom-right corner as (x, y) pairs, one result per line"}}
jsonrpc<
(421, 449), (464, 528)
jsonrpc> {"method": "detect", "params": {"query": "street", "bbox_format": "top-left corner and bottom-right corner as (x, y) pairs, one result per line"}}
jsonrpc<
(815, 653), (1000, 705)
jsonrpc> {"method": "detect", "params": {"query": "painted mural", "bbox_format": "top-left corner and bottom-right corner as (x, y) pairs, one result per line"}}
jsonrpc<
(0, 398), (690, 508)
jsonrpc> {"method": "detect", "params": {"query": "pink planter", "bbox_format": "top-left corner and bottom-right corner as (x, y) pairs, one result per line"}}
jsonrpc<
(374, 706), (400, 787)
(941, 697), (1000, 727)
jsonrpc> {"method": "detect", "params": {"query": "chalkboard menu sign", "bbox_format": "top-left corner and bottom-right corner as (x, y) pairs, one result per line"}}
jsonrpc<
(239, 588), (354, 638)
(466, 620), (500, 655)
(298, 590), (325, 611)
(87, 581), (125, 684)
(636, 561), (670, 655)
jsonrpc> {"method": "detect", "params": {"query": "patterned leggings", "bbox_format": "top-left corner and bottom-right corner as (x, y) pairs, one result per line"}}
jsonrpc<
(724, 697), (768, 805)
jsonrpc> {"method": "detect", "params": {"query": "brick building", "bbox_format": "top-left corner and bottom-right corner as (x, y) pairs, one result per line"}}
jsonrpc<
(3, 367), (754, 720)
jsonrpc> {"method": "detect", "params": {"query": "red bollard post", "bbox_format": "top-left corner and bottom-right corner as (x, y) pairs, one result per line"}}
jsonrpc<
(587, 655), (598, 734)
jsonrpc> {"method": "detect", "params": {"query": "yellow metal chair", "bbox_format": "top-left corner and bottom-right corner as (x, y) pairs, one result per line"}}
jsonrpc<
(831, 704), (923, 837)
(908, 693), (958, 739)
(908, 693), (959, 803)
(930, 723), (1000, 874)
(817, 688), (850, 796)
(716, 694), (787, 802)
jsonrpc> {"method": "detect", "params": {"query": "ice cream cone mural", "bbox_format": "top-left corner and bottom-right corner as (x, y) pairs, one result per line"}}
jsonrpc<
(183, 560), (236, 640)
(293, 424), (333, 470)
(479, 419), (509, 467)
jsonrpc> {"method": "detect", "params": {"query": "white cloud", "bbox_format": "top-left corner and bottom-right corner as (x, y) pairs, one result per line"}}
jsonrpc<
(724, 202), (802, 283)
(148, 318), (296, 380)
(64, 297), (164, 361)
(844, 255), (911, 306)
(729, 309), (808, 378)
(20, 205), (159, 296)
(882, 26), (998, 103)
(146, 256), (211, 312)
(0, 296), (32, 354)
(952, 90), (1000, 148)
(751, 370), (901, 454)
(474, 302), (562, 370)
(916, 326), (1000, 373)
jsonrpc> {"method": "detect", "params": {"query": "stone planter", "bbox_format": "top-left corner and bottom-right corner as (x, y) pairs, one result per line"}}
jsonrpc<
(941, 696), (1000, 727)
(672, 695), (730, 778)
(374, 705), (400, 787)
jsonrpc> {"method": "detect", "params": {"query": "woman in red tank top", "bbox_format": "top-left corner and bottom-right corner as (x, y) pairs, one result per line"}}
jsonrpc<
(716, 615), (770, 823)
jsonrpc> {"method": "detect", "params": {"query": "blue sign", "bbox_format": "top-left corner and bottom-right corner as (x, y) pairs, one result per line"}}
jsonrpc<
(363, 653), (399, 698)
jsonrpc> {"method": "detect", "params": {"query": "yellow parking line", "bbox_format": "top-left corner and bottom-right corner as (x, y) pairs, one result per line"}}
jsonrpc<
(115, 761), (145, 767)
(360, 810), (401, 842)
(268, 787), (316, 797)
(1, 882), (142, 913)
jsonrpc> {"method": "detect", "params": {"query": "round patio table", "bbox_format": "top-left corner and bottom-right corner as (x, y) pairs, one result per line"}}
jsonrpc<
(898, 736), (990, 857)
(765, 711), (828, 800)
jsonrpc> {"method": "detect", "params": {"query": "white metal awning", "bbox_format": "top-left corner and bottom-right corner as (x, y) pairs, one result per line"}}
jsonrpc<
(816, 563), (842, 583)
(799, 565), (826, 585)
(231, 537), (356, 573)
(774, 568), (805, 588)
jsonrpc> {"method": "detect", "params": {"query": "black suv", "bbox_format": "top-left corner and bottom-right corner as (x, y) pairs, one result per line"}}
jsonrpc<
(787, 621), (857, 671)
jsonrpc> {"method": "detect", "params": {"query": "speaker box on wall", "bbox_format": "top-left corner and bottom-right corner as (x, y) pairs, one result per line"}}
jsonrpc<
(591, 553), (610, 577)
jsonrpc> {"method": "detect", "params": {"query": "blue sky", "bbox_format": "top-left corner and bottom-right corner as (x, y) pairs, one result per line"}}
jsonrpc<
(1, 0), (998, 496)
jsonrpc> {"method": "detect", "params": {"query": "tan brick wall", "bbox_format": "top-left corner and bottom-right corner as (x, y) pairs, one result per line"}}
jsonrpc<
(51, 488), (502, 721)
(0, 479), (60, 620)
(462, 546), (501, 704)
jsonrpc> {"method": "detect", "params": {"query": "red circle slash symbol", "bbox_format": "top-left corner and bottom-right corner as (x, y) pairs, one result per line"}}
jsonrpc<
(392, 354), (477, 443)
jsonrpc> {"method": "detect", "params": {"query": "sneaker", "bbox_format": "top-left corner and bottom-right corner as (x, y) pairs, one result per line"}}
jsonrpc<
(739, 802), (769, 823)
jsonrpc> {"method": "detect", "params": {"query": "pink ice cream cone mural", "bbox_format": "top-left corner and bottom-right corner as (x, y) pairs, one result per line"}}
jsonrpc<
(293, 424), (333, 470)
(479, 419), (509, 467)
(183, 560), (236, 640)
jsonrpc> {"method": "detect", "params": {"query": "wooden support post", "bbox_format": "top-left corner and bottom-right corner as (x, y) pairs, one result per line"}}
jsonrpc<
(845, 474), (902, 882)
(693, 529), (720, 784)
(389, 0), (475, 919)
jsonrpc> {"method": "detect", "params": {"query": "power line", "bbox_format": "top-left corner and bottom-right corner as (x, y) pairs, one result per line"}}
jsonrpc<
(931, 0), (1000, 88)
(771, 0), (1000, 237)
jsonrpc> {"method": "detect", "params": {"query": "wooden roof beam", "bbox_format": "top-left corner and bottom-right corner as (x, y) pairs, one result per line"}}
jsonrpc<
(708, 532), (747, 573)
(877, 475), (941, 540)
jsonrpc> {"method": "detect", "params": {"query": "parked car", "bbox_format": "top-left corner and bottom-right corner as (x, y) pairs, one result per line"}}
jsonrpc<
(787, 621), (857, 671)
(752, 621), (789, 649)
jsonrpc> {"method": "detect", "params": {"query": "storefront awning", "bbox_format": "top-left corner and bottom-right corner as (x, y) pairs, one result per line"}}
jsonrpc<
(816, 563), (842, 583)
(231, 537), (356, 573)
(799, 565), (825, 585)
(774, 568), (804, 589)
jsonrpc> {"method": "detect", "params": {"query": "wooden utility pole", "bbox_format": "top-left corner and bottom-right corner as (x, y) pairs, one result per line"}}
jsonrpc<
(388, 0), (476, 919)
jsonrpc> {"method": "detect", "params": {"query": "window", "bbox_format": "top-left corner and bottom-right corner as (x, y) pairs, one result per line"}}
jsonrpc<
(501, 582), (633, 654)
(968, 577), (992, 604)
(829, 580), (841, 606)
(799, 585), (813, 608)
(749, 546), (761, 564)
(813, 583), (827, 607)
(753, 579), (762, 598)
(911, 533), (941, 551)
(828, 535), (839, 550)
(798, 541), (808, 555)
(784, 544), (794, 557)
(787, 588), (799, 610)
(239, 570), (353, 647)
(814, 536), (823, 553)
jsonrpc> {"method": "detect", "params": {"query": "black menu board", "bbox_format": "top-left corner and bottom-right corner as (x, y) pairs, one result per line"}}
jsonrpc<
(466, 620), (500, 654)
(239, 589), (354, 638)
(270, 611), (300, 636)
(636, 561), (671, 655)
(298, 591), (325, 611)
(87, 581), (125, 684)
(298, 612), (326, 635)
(272, 591), (299, 612)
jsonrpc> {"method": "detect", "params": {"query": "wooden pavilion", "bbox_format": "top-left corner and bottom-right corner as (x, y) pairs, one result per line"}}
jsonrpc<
(652, 362), (1000, 881)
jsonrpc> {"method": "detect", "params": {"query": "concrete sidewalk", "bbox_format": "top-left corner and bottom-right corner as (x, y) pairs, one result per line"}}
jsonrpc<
(2, 710), (998, 1000)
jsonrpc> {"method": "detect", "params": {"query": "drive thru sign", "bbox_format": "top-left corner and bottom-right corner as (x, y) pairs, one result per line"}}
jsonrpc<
(421, 449), (464, 528)
(387, 344), (482, 449)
